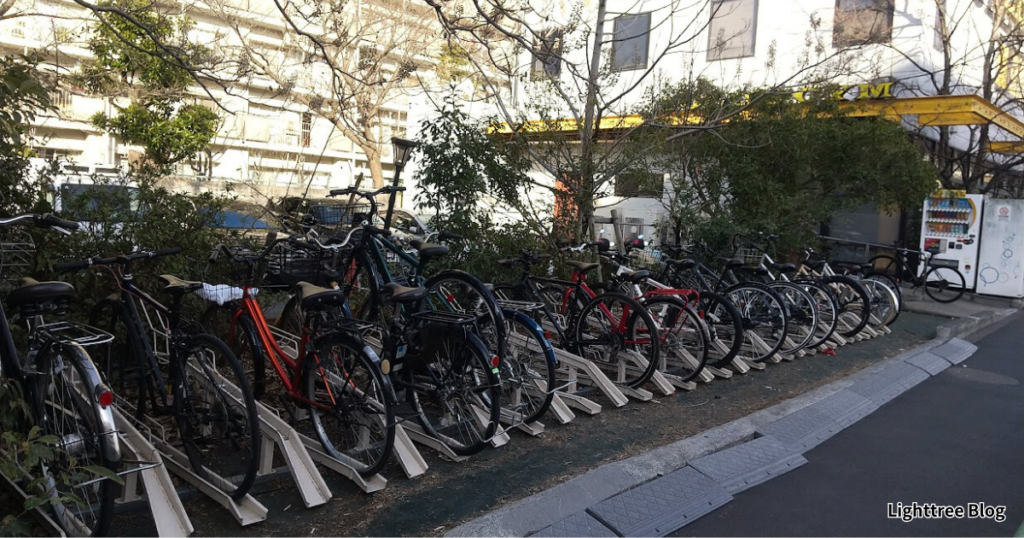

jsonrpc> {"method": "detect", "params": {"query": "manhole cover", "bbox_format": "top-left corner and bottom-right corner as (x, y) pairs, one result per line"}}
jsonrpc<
(944, 367), (1019, 386)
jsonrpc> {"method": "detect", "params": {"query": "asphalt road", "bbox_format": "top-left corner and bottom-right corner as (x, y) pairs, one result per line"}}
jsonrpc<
(673, 314), (1024, 537)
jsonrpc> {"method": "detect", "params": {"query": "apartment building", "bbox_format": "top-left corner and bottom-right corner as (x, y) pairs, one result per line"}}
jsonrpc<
(0, 0), (425, 206)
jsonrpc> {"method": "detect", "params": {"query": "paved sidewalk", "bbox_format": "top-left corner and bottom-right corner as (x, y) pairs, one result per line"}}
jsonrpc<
(672, 313), (1023, 536)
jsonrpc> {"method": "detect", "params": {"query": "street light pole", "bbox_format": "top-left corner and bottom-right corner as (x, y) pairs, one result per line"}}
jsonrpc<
(384, 136), (419, 231)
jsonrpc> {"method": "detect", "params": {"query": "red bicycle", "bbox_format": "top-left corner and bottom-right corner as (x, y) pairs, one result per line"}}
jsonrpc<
(201, 235), (396, 477)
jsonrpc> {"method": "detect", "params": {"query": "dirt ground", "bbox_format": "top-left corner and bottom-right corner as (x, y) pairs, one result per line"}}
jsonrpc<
(110, 312), (946, 537)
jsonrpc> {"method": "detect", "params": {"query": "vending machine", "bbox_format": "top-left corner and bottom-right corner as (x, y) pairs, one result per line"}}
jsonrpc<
(976, 198), (1024, 298)
(919, 190), (984, 290)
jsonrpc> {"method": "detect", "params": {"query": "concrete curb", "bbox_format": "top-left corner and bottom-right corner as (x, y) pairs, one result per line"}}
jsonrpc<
(445, 310), (1019, 538)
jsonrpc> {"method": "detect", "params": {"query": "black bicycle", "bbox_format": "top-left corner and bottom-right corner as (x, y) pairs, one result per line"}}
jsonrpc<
(61, 249), (261, 500)
(0, 214), (122, 536)
(867, 244), (966, 303)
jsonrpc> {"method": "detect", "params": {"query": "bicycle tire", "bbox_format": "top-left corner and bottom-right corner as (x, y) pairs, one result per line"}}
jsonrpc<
(34, 344), (119, 537)
(864, 270), (902, 303)
(425, 270), (507, 364)
(723, 282), (789, 362)
(860, 278), (900, 328)
(573, 292), (660, 388)
(867, 255), (905, 283)
(766, 281), (818, 354)
(924, 266), (966, 303)
(821, 275), (871, 337)
(499, 310), (556, 424)
(174, 333), (260, 500)
(793, 279), (839, 348)
(302, 331), (395, 477)
(202, 305), (270, 401)
(698, 291), (745, 368)
(640, 296), (708, 383)
(407, 329), (500, 456)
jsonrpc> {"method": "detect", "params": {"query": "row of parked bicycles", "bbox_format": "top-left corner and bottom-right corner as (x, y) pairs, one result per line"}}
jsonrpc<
(0, 187), (913, 536)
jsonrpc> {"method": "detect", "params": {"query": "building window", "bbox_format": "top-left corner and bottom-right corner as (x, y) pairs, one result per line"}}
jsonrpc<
(301, 112), (312, 148)
(834, 0), (894, 47)
(54, 88), (73, 110)
(611, 13), (651, 71)
(707, 0), (758, 60)
(614, 170), (663, 198)
(531, 29), (563, 79)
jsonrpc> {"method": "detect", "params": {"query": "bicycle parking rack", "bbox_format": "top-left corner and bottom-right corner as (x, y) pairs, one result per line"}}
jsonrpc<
(113, 409), (194, 537)
(550, 346), (628, 411)
(0, 457), (68, 538)
(113, 399), (268, 527)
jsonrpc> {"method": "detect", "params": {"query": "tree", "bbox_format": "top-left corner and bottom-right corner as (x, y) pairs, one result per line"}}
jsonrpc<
(78, 0), (220, 168)
(887, 0), (1024, 194)
(206, 0), (443, 189)
(420, 0), (851, 241)
(647, 82), (938, 253)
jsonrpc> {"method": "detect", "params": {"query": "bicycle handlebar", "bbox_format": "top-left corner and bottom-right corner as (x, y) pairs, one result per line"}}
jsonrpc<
(55, 247), (183, 273)
(0, 213), (80, 231)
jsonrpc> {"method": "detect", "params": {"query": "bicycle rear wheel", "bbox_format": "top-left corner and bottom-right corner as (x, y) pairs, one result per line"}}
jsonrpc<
(699, 292), (744, 368)
(302, 332), (395, 477)
(174, 334), (260, 500)
(860, 278), (900, 328)
(924, 266), (966, 303)
(426, 271), (506, 364)
(724, 283), (789, 362)
(407, 330), (500, 456)
(573, 292), (660, 388)
(794, 280), (839, 348)
(641, 296), (708, 383)
(768, 282), (818, 354)
(822, 276), (871, 337)
(499, 310), (556, 424)
(34, 344), (119, 537)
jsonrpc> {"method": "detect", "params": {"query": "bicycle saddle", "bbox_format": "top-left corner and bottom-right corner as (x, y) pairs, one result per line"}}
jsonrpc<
(159, 274), (203, 294)
(668, 258), (697, 269)
(566, 260), (599, 273)
(805, 259), (828, 272)
(382, 282), (427, 303)
(8, 278), (76, 314)
(834, 261), (870, 274)
(409, 238), (448, 259)
(618, 269), (650, 283)
(295, 281), (346, 310)
(717, 257), (745, 269)
(769, 262), (797, 273)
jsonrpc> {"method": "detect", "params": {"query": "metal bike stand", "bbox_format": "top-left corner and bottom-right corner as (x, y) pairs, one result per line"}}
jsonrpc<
(112, 398), (267, 526)
(396, 422), (470, 462)
(202, 367), (335, 504)
(661, 346), (713, 386)
(392, 424), (429, 478)
(614, 350), (679, 395)
(113, 410), (194, 537)
(707, 340), (739, 377)
(294, 432), (387, 492)
(551, 346), (628, 409)
(499, 408), (546, 436)
(468, 404), (512, 448)
(731, 356), (760, 372)
(527, 380), (577, 424)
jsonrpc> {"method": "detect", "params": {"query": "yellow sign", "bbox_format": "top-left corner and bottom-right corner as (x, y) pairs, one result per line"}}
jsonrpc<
(793, 82), (895, 103)
(935, 189), (967, 198)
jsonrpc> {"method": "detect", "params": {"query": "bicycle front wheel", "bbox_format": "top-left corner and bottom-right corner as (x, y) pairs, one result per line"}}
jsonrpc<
(174, 334), (260, 500)
(642, 296), (708, 383)
(302, 332), (395, 477)
(699, 291), (744, 368)
(573, 292), (660, 388)
(768, 282), (818, 354)
(924, 266), (966, 303)
(499, 310), (556, 424)
(34, 344), (119, 537)
(822, 276), (871, 337)
(724, 283), (789, 362)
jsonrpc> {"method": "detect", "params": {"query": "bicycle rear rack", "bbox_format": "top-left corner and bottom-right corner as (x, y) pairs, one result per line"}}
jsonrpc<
(410, 309), (479, 325)
(37, 321), (114, 347)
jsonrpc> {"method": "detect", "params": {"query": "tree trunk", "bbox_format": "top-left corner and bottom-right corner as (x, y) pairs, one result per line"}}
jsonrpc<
(367, 155), (385, 189)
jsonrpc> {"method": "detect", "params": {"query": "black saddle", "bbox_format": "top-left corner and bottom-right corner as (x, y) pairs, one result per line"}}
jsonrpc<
(8, 278), (76, 315)
(806, 260), (828, 272)
(669, 259), (697, 269)
(410, 238), (448, 259)
(566, 260), (600, 273)
(295, 281), (346, 310)
(769, 262), (797, 273)
(717, 257), (745, 270)
(382, 282), (427, 303)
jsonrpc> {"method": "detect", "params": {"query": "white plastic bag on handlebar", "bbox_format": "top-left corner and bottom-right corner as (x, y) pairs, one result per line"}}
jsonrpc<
(197, 283), (258, 305)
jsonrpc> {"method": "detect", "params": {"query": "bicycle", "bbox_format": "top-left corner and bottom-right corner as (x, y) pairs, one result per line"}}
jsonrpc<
(866, 243), (966, 303)
(67, 248), (261, 500)
(0, 214), (122, 536)
(201, 235), (396, 476)
(796, 250), (873, 337)
(493, 243), (662, 388)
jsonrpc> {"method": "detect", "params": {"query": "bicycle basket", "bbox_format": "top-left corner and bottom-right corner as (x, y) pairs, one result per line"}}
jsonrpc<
(273, 244), (338, 286)
(205, 247), (267, 288)
(308, 201), (374, 234)
(733, 246), (764, 267)
(0, 229), (34, 291)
